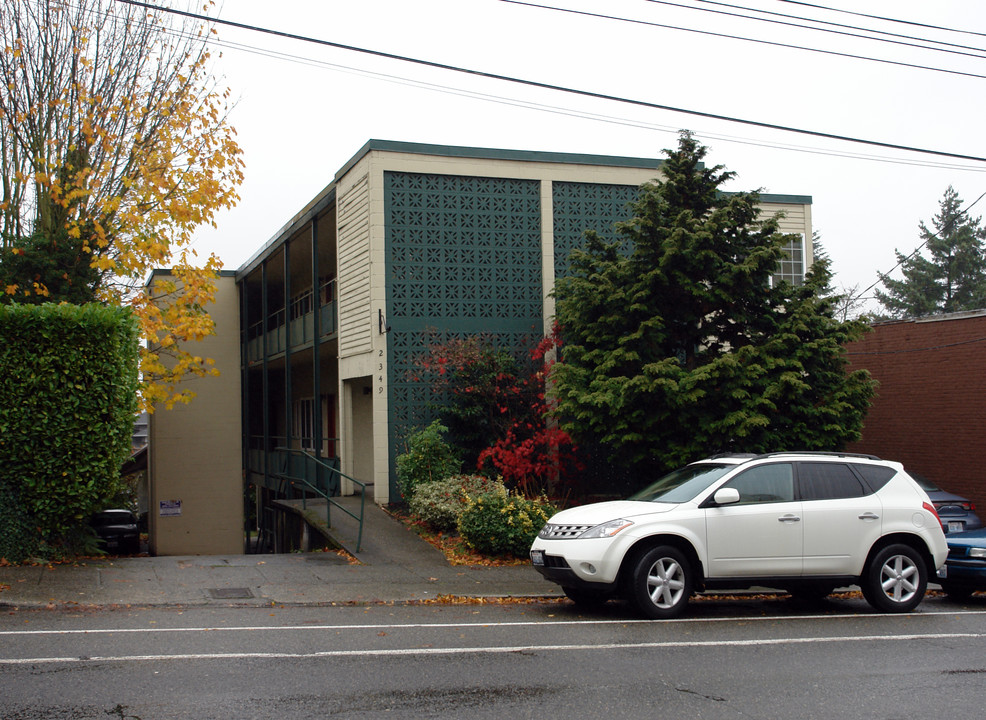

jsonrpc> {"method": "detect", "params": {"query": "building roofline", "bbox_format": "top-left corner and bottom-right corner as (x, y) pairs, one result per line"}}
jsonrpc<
(235, 139), (812, 278)
(869, 308), (986, 327)
(334, 139), (667, 182)
(145, 268), (236, 287)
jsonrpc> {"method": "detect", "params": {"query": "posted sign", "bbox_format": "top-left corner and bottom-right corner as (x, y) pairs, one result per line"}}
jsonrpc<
(159, 500), (182, 517)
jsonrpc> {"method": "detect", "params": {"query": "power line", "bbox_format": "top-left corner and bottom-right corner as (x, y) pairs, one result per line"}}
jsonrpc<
(502, 0), (986, 78)
(664, 0), (986, 57)
(115, 0), (986, 174)
(190, 28), (985, 175)
(855, 189), (986, 305)
(116, 0), (986, 164)
(778, 0), (986, 40)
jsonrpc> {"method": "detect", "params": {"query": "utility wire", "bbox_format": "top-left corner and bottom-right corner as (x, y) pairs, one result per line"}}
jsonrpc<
(855, 189), (986, 305)
(116, 0), (986, 164)
(779, 0), (986, 40)
(112, 0), (986, 174)
(655, 0), (986, 57)
(189, 28), (984, 175)
(503, 1), (986, 78)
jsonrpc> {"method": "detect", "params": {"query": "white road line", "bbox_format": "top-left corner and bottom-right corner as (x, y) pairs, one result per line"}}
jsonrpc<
(1, 632), (985, 666)
(1, 608), (984, 637)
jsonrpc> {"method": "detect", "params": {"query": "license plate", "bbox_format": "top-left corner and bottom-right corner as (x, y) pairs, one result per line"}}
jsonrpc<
(948, 521), (964, 533)
(530, 549), (545, 566)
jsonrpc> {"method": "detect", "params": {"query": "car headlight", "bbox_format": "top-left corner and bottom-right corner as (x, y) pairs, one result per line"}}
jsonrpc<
(970, 547), (986, 559)
(579, 518), (634, 539)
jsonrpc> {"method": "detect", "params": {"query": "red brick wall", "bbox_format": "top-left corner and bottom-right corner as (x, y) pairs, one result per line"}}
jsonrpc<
(845, 312), (986, 515)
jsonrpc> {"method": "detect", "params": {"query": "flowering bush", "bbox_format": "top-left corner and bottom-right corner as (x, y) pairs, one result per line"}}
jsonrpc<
(412, 328), (581, 497)
(408, 475), (504, 533)
(457, 490), (555, 558)
(411, 334), (529, 465)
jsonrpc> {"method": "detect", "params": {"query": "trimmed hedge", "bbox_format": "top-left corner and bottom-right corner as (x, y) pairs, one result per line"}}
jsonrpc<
(0, 303), (139, 558)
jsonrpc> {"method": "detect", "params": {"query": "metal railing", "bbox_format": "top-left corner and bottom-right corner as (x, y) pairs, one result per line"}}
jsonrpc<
(272, 446), (365, 552)
(245, 280), (338, 363)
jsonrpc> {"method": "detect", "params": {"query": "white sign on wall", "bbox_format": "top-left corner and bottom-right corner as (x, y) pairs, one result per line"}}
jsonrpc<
(159, 500), (182, 517)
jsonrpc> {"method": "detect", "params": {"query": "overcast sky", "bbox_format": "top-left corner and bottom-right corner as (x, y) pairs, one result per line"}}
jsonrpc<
(186, 0), (986, 311)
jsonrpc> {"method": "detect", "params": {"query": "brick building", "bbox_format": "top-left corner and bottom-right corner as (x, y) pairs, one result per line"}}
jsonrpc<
(846, 310), (986, 513)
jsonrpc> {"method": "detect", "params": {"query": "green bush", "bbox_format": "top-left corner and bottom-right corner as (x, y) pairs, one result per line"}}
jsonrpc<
(0, 479), (36, 563)
(408, 475), (504, 532)
(0, 303), (140, 556)
(457, 490), (555, 558)
(395, 420), (462, 501)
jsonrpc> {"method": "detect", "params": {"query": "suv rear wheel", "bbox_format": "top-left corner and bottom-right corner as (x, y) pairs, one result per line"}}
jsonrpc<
(861, 543), (927, 613)
(625, 545), (692, 619)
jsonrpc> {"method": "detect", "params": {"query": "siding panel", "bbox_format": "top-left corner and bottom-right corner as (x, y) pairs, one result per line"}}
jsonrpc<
(337, 174), (372, 357)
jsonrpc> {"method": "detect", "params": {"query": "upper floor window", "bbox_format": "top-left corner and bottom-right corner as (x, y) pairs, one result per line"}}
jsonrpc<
(770, 233), (806, 288)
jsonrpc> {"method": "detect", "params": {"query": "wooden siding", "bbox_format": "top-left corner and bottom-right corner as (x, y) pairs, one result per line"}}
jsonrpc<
(337, 173), (372, 357)
(759, 202), (808, 235)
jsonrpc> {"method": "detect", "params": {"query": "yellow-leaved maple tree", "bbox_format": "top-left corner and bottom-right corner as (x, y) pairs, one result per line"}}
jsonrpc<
(0, 0), (243, 410)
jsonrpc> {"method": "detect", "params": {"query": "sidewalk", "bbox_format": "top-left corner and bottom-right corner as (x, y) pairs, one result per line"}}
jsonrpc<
(0, 500), (563, 610)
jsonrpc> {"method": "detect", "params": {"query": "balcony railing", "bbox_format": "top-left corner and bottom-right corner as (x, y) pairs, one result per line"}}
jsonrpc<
(245, 280), (337, 363)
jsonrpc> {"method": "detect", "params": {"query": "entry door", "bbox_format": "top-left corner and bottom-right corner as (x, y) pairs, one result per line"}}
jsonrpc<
(705, 463), (804, 577)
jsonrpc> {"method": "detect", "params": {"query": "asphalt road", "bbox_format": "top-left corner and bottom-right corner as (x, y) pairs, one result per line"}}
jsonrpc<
(2, 593), (985, 719)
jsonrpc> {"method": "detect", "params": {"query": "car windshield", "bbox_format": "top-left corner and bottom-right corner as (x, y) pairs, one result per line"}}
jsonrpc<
(628, 463), (735, 504)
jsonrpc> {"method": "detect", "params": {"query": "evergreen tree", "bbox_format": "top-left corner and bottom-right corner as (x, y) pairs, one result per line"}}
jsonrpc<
(0, 230), (99, 305)
(551, 131), (875, 482)
(876, 186), (986, 317)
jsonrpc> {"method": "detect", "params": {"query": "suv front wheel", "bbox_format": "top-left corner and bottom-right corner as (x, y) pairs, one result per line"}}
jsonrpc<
(625, 545), (693, 619)
(861, 543), (928, 613)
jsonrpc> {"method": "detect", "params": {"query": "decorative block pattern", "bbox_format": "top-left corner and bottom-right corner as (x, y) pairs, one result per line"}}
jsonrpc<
(386, 172), (543, 322)
(384, 172), (544, 482)
(552, 181), (639, 279)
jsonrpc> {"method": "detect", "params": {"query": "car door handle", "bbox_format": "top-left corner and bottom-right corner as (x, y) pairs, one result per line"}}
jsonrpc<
(778, 515), (801, 523)
(858, 512), (880, 521)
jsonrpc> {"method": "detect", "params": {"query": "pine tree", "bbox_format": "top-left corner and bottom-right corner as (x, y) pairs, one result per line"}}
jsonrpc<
(876, 186), (986, 318)
(551, 132), (875, 482)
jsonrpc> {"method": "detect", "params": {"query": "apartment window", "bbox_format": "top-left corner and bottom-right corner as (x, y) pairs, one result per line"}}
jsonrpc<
(771, 234), (806, 287)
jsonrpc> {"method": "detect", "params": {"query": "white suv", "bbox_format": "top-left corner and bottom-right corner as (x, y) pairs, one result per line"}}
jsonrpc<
(530, 452), (948, 617)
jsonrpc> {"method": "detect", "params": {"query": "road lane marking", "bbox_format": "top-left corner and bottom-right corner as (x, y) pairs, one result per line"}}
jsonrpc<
(2, 608), (985, 637)
(1, 631), (985, 665)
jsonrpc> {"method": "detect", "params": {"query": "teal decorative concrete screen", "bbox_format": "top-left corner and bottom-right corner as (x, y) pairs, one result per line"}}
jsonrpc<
(552, 181), (639, 279)
(385, 171), (543, 497)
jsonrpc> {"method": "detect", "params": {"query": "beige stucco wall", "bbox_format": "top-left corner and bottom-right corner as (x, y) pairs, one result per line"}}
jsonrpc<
(148, 273), (244, 555)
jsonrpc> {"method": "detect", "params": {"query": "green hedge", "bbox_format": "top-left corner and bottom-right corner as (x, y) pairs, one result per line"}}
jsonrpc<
(0, 303), (139, 559)
(457, 490), (555, 558)
(408, 475), (505, 533)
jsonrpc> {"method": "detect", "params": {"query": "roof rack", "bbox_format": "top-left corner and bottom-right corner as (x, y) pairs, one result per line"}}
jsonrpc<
(753, 451), (882, 461)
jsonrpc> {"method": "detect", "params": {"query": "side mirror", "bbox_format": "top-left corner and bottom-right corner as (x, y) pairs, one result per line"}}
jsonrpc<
(713, 487), (741, 506)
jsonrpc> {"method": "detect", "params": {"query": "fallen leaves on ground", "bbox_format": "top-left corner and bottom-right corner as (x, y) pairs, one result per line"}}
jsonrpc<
(412, 594), (567, 605)
(385, 508), (527, 567)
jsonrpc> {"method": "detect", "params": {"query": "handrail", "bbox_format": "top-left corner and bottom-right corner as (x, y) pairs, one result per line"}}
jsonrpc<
(273, 446), (366, 552)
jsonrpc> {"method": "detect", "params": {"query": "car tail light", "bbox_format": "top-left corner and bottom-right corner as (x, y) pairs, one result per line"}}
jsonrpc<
(932, 500), (975, 512)
(923, 501), (942, 524)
